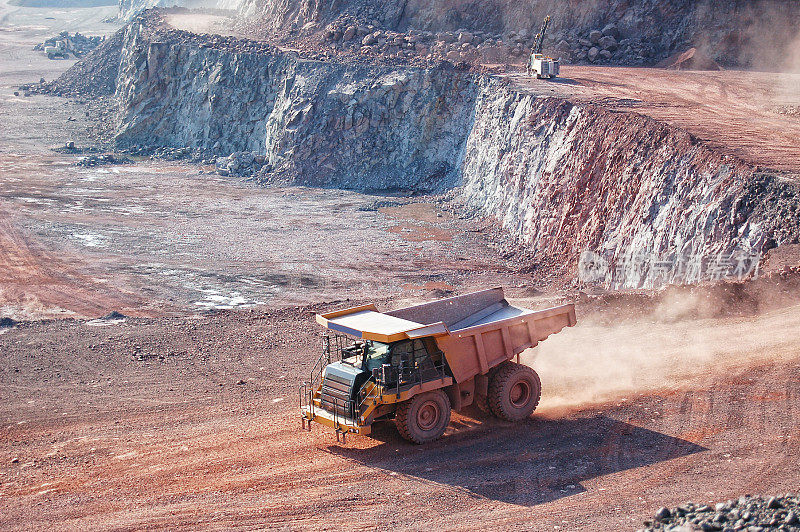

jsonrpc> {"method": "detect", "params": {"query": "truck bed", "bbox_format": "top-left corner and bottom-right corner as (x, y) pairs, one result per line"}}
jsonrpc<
(316, 287), (576, 384)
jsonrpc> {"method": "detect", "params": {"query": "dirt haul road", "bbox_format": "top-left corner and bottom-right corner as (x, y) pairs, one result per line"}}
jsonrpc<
(2, 294), (799, 530)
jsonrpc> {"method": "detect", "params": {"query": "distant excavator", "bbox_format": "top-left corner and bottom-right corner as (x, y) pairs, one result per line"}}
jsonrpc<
(527, 16), (559, 79)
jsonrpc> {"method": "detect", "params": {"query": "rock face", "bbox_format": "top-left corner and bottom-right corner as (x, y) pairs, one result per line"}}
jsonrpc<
(115, 18), (478, 191)
(459, 87), (799, 287)
(106, 15), (800, 286)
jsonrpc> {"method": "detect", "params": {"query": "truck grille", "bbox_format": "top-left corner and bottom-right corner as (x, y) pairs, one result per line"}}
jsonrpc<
(320, 372), (355, 419)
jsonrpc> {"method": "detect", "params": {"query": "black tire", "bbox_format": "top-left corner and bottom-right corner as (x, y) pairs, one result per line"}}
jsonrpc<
(488, 362), (541, 422)
(395, 390), (451, 444)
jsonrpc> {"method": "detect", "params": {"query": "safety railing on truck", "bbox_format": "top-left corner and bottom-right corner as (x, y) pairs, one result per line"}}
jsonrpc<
(364, 356), (450, 401)
(299, 335), (332, 421)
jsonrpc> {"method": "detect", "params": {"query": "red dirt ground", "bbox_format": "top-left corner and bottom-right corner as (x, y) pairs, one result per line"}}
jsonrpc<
(508, 66), (800, 173)
(2, 298), (799, 530)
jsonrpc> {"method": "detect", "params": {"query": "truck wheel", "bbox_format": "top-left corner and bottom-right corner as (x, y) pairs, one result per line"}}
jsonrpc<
(395, 390), (451, 444)
(488, 362), (541, 421)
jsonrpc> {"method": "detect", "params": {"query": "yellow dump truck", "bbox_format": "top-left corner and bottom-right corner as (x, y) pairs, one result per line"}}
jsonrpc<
(300, 287), (576, 443)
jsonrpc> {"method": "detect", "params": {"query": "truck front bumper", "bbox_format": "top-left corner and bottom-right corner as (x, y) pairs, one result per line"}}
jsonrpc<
(301, 405), (372, 435)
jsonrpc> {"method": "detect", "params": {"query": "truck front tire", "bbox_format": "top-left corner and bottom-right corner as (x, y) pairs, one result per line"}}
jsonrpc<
(395, 390), (451, 444)
(488, 362), (541, 421)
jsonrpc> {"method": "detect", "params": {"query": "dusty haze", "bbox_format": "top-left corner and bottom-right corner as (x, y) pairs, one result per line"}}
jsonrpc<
(526, 300), (800, 411)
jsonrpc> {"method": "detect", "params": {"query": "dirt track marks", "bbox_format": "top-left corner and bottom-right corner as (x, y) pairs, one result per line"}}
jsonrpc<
(0, 208), (144, 318)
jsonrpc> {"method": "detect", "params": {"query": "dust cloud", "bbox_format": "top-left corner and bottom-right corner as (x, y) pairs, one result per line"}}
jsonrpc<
(523, 301), (800, 411)
(786, 29), (800, 75)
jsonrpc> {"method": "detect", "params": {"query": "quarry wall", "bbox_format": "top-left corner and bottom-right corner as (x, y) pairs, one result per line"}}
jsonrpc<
(115, 19), (478, 190)
(459, 90), (799, 287)
(111, 17), (800, 287)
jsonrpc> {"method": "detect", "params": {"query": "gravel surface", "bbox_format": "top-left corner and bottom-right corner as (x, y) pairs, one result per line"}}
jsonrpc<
(641, 495), (800, 531)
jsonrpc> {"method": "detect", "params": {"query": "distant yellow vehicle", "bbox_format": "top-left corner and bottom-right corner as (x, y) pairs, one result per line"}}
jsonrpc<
(300, 287), (576, 443)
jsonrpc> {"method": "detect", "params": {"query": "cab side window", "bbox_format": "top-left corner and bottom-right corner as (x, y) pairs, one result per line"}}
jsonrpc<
(390, 340), (413, 367)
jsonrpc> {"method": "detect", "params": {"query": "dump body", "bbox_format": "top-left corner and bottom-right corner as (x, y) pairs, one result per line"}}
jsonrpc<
(383, 287), (575, 382)
(301, 287), (576, 439)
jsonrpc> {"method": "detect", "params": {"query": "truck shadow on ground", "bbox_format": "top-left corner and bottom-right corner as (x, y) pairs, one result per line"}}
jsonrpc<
(545, 76), (581, 86)
(328, 412), (707, 506)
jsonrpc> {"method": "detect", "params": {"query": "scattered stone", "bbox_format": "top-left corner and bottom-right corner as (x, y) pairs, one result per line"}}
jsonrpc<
(75, 153), (132, 167)
(215, 151), (271, 178)
(655, 507), (672, 521)
(0, 317), (17, 328)
(767, 497), (781, 509)
(588, 46), (599, 61)
(589, 30), (603, 44)
(342, 25), (357, 42)
(599, 35), (618, 51)
(236, 379), (247, 385)
(641, 495), (800, 531)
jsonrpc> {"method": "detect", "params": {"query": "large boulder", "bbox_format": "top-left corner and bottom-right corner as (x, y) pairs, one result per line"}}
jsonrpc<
(599, 35), (618, 51)
(588, 46), (600, 61)
(342, 25), (357, 42)
(589, 30), (603, 44)
(602, 23), (620, 39)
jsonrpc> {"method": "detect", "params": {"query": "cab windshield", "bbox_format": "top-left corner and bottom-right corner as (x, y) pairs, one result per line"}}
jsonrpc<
(341, 341), (390, 372)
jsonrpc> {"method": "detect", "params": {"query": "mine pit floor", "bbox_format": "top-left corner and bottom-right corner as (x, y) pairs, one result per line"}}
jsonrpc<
(2, 296), (800, 530)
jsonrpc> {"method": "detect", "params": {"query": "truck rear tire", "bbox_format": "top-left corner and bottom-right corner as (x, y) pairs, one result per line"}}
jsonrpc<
(488, 362), (541, 422)
(395, 390), (451, 444)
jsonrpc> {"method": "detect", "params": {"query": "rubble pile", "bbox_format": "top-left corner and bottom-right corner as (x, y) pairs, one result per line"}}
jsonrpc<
(313, 19), (659, 66)
(121, 145), (215, 163)
(75, 154), (132, 167)
(27, 29), (125, 96)
(640, 494), (800, 531)
(316, 21), (530, 66)
(34, 31), (103, 59)
(215, 151), (270, 178)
